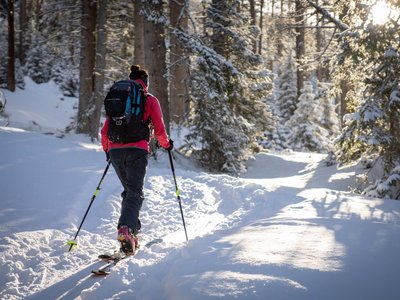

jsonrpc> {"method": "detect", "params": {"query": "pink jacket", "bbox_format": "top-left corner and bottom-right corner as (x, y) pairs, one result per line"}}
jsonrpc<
(101, 79), (170, 153)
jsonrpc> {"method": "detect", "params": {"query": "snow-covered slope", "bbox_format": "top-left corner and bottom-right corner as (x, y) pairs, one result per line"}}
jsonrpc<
(1, 81), (400, 299)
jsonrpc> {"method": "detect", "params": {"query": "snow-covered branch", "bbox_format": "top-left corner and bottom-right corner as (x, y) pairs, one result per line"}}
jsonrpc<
(305, 0), (349, 32)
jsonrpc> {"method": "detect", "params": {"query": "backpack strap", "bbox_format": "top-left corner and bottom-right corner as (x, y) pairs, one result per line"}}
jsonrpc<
(130, 81), (147, 118)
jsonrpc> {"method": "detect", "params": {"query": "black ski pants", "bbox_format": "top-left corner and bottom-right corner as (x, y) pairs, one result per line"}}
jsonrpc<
(109, 147), (148, 232)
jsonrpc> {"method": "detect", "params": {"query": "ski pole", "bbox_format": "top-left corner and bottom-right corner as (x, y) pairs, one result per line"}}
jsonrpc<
(67, 160), (111, 252)
(168, 150), (189, 242)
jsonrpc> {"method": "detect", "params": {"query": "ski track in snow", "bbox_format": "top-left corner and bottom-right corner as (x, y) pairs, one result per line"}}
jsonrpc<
(1, 128), (400, 300)
(0, 127), (275, 299)
(1, 80), (400, 299)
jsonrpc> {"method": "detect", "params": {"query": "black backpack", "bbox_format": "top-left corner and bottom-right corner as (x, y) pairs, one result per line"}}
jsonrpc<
(104, 80), (150, 143)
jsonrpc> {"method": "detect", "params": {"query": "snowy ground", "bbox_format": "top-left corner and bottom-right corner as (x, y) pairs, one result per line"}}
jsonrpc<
(1, 80), (400, 300)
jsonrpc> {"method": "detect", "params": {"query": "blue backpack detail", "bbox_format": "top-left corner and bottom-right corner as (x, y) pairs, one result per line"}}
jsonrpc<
(104, 80), (150, 143)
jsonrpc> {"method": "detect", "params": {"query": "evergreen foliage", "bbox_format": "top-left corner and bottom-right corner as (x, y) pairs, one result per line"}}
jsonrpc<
(276, 52), (297, 124)
(336, 45), (400, 198)
(286, 81), (332, 152)
(105, 1), (135, 83)
(44, 0), (80, 95)
(181, 0), (274, 174)
(15, 59), (25, 89)
(1, 0), (399, 199)
(318, 82), (339, 135)
(52, 49), (79, 97)
(24, 34), (53, 84)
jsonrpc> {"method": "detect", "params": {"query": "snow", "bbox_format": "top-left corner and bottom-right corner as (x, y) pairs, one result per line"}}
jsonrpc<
(390, 89), (400, 104)
(1, 80), (400, 299)
(1, 77), (77, 134)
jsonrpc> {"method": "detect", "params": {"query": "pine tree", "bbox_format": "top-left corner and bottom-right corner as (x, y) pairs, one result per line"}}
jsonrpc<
(24, 34), (53, 84)
(106, 0), (135, 81)
(180, 0), (273, 174)
(15, 58), (25, 89)
(52, 50), (79, 97)
(336, 45), (400, 198)
(45, 0), (80, 95)
(276, 52), (297, 124)
(286, 81), (331, 152)
(263, 52), (296, 151)
(317, 82), (339, 136)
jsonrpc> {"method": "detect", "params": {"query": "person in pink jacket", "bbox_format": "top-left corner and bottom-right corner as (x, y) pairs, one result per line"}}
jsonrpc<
(101, 65), (172, 254)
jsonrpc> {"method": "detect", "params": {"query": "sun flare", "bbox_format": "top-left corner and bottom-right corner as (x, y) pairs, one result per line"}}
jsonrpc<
(371, 1), (391, 25)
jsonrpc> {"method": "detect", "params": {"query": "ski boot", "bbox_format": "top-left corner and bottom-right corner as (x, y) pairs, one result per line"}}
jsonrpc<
(117, 225), (139, 255)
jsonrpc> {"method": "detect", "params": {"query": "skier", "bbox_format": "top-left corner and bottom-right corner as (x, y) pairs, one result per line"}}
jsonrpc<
(101, 65), (173, 254)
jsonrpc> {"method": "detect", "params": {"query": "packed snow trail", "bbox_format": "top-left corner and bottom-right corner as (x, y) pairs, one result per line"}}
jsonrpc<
(1, 75), (400, 299)
(0, 127), (274, 299)
(1, 127), (400, 299)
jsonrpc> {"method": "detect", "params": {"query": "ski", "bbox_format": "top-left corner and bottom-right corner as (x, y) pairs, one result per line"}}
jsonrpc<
(91, 238), (163, 276)
(91, 252), (130, 276)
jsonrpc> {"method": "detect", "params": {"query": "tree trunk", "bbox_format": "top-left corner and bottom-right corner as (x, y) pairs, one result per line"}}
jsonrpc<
(315, 10), (323, 81)
(315, 0), (329, 82)
(249, 0), (257, 53)
(295, 0), (306, 99)
(338, 2), (351, 128)
(169, 0), (189, 124)
(91, 0), (108, 139)
(144, 0), (170, 133)
(18, 0), (27, 65)
(275, 0), (284, 56)
(259, 0), (264, 55)
(339, 80), (349, 128)
(134, 0), (145, 66)
(77, 0), (97, 135)
(7, 0), (16, 92)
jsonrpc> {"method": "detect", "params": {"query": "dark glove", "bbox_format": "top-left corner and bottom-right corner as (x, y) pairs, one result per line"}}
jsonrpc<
(166, 139), (174, 151)
(106, 152), (110, 162)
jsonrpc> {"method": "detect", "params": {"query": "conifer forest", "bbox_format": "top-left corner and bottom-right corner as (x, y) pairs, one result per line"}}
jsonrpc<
(1, 0), (400, 199)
